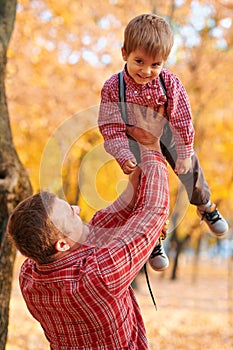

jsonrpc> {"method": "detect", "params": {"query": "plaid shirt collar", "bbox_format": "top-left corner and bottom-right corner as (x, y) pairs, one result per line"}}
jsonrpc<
(122, 64), (162, 92)
(35, 243), (93, 275)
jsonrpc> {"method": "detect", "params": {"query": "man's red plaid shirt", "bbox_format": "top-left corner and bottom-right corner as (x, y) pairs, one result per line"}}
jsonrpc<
(19, 150), (169, 350)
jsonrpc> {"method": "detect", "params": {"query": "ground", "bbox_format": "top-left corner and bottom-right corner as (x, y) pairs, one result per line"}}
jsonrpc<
(6, 252), (233, 350)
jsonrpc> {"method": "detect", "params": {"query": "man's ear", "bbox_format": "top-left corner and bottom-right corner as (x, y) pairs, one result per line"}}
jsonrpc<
(121, 47), (128, 61)
(55, 238), (71, 252)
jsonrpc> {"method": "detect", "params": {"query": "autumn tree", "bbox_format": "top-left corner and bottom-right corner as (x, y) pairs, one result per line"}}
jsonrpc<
(2, 0), (232, 347)
(5, 0), (233, 278)
(0, 0), (32, 348)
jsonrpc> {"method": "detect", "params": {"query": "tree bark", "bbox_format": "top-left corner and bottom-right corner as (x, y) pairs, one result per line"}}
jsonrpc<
(0, 1), (32, 348)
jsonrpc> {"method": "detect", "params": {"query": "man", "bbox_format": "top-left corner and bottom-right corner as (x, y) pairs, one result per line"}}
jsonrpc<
(7, 105), (169, 349)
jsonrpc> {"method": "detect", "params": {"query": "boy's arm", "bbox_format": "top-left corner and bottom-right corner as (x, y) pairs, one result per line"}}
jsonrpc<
(98, 79), (136, 169)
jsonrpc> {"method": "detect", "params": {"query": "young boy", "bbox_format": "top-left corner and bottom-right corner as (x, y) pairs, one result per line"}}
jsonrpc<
(98, 14), (228, 271)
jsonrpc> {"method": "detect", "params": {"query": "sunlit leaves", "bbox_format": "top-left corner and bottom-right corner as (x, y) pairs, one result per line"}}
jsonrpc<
(5, 0), (233, 231)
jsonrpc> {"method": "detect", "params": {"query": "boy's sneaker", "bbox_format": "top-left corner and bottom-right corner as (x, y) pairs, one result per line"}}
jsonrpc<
(197, 203), (228, 238)
(149, 240), (169, 271)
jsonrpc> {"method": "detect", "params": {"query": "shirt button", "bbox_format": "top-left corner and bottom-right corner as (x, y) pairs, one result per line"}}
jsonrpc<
(146, 95), (151, 99)
(134, 91), (138, 94)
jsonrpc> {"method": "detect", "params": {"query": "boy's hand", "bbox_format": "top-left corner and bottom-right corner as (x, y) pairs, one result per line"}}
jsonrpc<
(122, 159), (137, 174)
(175, 158), (192, 174)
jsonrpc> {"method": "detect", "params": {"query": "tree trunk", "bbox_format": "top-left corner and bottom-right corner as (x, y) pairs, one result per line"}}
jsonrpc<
(0, 1), (32, 348)
(170, 231), (190, 280)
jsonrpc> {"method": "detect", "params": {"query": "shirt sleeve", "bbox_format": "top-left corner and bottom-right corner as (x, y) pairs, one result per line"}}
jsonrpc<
(87, 183), (136, 246)
(164, 72), (195, 158)
(98, 78), (136, 168)
(90, 150), (170, 295)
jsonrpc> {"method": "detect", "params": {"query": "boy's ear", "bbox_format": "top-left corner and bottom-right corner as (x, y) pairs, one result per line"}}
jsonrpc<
(121, 47), (128, 61)
(55, 239), (71, 252)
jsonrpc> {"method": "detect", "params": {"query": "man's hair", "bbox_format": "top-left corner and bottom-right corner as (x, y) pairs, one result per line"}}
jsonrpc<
(7, 191), (64, 264)
(123, 14), (174, 60)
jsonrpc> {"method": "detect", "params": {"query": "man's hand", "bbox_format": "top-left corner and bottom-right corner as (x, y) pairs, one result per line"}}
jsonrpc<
(175, 158), (192, 174)
(126, 104), (166, 149)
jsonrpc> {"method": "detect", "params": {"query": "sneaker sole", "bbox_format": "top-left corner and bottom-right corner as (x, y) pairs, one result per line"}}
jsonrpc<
(210, 230), (229, 240)
(149, 259), (169, 272)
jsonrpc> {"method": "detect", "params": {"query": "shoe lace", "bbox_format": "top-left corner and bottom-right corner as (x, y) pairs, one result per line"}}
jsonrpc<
(143, 220), (169, 311)
(201, 209), (222, 225)
(150, 243), (163, 258)
(144, 263), (157, 310)
(143, 240), (163, 311)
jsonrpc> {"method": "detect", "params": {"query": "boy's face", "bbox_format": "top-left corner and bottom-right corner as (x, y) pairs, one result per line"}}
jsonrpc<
(122, 48), (164, 85)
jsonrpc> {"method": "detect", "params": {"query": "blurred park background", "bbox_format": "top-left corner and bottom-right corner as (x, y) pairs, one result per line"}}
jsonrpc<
(1, 0), (233, 348)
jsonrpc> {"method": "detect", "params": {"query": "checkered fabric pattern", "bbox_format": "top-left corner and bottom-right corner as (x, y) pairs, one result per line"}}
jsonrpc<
(98, 67), (194, 168)
(19, 150), (169, 350)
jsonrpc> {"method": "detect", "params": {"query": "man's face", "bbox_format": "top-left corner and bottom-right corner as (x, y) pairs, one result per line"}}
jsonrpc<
(50, 197), (89, 245)
(122, 47), (164, 85)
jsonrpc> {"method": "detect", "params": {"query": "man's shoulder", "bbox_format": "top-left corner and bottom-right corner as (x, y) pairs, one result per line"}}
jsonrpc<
(19, 258), (35, 280)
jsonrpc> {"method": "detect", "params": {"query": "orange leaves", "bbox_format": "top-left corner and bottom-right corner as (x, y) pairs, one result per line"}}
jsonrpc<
(5, 0), (233, 228)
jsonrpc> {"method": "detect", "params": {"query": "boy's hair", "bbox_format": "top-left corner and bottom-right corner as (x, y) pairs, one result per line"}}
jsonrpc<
(123, 14), (174, 60)
(7, 191), (64, 264)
